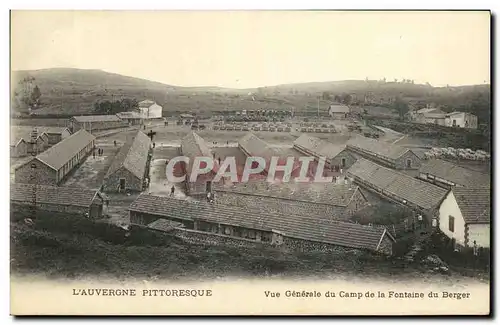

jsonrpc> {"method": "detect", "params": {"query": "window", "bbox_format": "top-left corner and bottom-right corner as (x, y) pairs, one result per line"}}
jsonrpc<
(452, 119), (457, 127)
(341, 158), (346, 168)
(406, 159), (412, 168)
(449, 216), (455, 232)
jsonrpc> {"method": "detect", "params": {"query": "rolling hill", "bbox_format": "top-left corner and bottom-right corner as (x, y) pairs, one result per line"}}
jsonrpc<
(11, 68), (491, 124)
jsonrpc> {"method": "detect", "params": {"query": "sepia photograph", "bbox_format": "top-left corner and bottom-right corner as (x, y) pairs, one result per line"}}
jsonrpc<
(9, 9), (491, 316)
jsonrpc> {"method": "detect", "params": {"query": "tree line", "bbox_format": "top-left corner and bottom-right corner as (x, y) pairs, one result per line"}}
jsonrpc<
(92, 98), (139, 115)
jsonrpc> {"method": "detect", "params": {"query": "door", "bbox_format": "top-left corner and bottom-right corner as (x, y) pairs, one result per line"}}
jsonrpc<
(119, 178), (126, 191)
(206, 181), (212, 193)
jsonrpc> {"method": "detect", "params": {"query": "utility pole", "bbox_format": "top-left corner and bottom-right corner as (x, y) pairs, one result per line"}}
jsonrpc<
(317, 96), (320, 118)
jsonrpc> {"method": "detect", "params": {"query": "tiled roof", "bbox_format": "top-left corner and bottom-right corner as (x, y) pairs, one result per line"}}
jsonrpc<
(33, 129), (95, 170)
(181, 131), (212, 158)
(138, 100), (156, 108)
(294, 134), (347, 159)
(36, 127), (71, 135)
(180, 132), (213, 173)
(348, 159), (449, 210)
(329, 104), (350, 113)
(116, 111), (142, 119)
(72, 115), (123, 123)
(105, 131), (151, 180)
(420, 159), (490, 188)
(214, 190), (348, 220)
(346, 135), (411, 160)
(129, 194), (394, 252)
(10, 126), (48, 146)
(238, 133), (282, 172)
(452, 188), (490, 224)
(10, 183), (99, 207)
(213, 180), (360, 207)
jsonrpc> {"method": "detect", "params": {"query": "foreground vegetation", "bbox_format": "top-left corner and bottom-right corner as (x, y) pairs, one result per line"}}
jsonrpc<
(10, 211), (489, 282)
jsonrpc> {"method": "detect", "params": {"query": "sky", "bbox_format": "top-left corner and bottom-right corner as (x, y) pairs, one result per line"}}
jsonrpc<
(11, 10), (491, 88)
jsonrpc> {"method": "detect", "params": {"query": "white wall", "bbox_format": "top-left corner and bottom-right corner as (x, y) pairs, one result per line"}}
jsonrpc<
(467, 224), (490, 248)
(438, 192), (466, 246)
(149, 103), (163, 118)
(139, 103), (163, 119)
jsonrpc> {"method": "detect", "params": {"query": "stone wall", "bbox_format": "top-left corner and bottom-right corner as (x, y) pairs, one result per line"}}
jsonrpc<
(376, 234), (393, 255)
(282, 237), (358, 254)
(394, 150), (422, 170)
(170, 228), (267, 249)
(330, 149), (358, 171)
(345, 189), (370, 216)
(103, 167), (143, 193)
(15, 159), (57, 186)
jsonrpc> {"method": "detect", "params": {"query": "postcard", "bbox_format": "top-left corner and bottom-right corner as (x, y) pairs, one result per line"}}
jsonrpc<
(9, 10), (491, 316)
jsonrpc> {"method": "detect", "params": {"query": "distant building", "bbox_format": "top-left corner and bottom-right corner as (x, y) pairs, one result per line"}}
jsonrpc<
(445, 112), (478, 129)
(102, 131), (152, 193)
(10, 138), (28, 158)
(116, 111), (143, 126)
(410, 108), (478, 130)
(10, 127), (50, 157)
(36, 127), (72, 145)
(346, 135), (421, 170)
(328, 103), (350, 119)
(69, 115), (127, 133)
(418, 159), (490, 189)
(138, 100), (163, 119)
(11, 183), (106, 219)
(14, 129), (96, 186)
(438, 187), (490, 248)
(293, 134), (357, 172)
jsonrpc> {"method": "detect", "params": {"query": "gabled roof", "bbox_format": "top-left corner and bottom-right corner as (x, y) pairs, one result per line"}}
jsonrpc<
(105, 131), (151, 180)
(416, 108), (445, 114)
(420, 159), (490, 188)
(10, 126), (49, 146)
(181, 131), (212, 158)
(72, 115), (123, 123)
(346, 135), (411, 161)
(10, 183), (100, 208)
(36, 127), (72, 135)
(238, 133), (282, 172)
(33, 129), (96, 170)
(329, 104), (350, 114)
(348, 159), (449, 210)
(214, 180), (361, 207)
(116, 111), (143, 119)
(180, 132), (213, 174)
(129, 194), (395, 252)
(294, 134), (347, 159)
(452, 188), (490, 224)
(138, 100), (156, 108)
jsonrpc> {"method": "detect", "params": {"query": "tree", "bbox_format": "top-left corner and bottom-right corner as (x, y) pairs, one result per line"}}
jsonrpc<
(392, 96), (409, 120)
(30, 85), (42, 106)
(322, 91), (331, 101)
(340, 93), (352, 105)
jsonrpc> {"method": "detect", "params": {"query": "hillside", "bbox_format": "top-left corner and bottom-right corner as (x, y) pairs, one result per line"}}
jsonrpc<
(11, 68), (491, 124)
